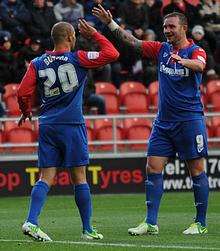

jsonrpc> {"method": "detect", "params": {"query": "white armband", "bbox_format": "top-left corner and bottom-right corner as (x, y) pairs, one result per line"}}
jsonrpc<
(107, 20), (119, 32)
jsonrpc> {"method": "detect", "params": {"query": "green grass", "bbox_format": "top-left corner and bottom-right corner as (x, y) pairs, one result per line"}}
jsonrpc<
(0, 192), (219, 251)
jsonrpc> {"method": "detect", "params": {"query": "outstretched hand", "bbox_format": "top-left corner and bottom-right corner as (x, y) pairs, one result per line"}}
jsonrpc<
(18, 113), (32, 127)
(92, 4), (112, 25)
(78, 19), (97, 39)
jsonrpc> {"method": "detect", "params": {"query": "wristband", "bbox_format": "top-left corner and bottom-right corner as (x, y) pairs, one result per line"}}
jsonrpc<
(107, 20), (119, 31)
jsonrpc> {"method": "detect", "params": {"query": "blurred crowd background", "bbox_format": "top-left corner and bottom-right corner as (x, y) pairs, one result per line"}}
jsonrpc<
(0, 0), (219, 117)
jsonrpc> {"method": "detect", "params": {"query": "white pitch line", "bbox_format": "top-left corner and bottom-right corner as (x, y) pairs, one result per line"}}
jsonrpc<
(0, 239), (219, 250)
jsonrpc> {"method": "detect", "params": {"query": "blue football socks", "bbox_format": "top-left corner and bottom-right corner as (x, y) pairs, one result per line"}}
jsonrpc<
(27, 180), (50, 225)
(145, 173), (163, 225)
(192, 172), (209, 226)
(74, 183), (92, 232)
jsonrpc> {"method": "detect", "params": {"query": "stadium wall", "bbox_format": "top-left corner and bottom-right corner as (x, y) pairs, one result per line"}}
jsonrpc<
(0, 154), (220, 196)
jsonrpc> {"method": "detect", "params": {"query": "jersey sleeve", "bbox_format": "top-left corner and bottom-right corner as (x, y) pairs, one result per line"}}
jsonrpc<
(77, 32), (119, 68)
(17, 62), (37, 115)
(191, 47), (207, 66)
(141, 41), (162, 59)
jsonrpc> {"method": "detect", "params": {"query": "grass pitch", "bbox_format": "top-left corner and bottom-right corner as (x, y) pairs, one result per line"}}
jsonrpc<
(0, 192), (219, 251)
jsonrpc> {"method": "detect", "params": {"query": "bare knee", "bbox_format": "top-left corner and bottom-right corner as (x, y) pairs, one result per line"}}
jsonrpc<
(146, 156), (168, 174)
(186, 158), (205, 177)
(147, 162), (161, 174)
(71, 166), (87, 185)
(40, 167), (57, 187)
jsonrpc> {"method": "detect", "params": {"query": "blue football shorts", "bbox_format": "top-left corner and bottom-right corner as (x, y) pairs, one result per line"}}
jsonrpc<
(38, 124), (89, 168)
(147, 118), (208, 160)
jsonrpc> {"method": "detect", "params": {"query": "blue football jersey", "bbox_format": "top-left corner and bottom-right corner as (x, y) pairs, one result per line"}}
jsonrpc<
(32, 52), (87, 125)
(157, 42), (204, 121)
(18, 32), (119, 127)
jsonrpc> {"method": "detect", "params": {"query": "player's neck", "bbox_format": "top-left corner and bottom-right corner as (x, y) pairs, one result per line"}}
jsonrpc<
(53, 44), (71, 52)
(173, 37), (189, 50)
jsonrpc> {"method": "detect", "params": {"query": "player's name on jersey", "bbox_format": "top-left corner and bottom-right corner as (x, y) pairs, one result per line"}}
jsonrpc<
(160, 62), (190, 77)
(44, 55), (69, 65)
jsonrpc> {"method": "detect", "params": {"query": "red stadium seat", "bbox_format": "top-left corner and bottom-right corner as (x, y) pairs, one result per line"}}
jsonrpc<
(94, 118), (124, 151)
(3, 83), (38, 116)
(95, 82), (119, 114)
(3, 83), (19, 101)
(206, 80), (220, 111)
(208, 117), (220, 147)
(119, 81), (149, 113)
(5, 95), (21, 116)
(212, 117), (220, 137)
(7, 129), (35, 153)
(206, 119), (214, 138)
(124, 118), (152, 150)
(205, 119), (215, 148)
(4, 121), (33, 136)
(85, 119), (95, 151)
(3, 83), (20, 116)
(148, 81), (159, 112)
(3, 121), (35, 153)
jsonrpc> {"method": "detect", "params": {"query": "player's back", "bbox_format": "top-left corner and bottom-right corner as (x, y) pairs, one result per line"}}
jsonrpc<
(32, 51), (87, 125)
(18, 30), (119, 124)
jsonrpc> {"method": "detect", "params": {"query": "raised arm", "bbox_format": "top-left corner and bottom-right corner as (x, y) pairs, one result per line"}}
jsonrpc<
(92, 4), (143, 56)
(77, 19), (119, 68)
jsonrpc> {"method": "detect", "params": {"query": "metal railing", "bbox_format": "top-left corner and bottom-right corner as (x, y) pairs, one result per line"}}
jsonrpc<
(0, 112), (220, 155)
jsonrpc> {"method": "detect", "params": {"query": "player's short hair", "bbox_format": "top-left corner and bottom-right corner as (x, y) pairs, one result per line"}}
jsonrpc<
(163, 12), (188, 26)
(51, 22), (74, 44)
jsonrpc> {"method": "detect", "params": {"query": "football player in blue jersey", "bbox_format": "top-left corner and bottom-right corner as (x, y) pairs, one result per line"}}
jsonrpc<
(93, 5), (209, 235)
(17, 20), (119, 241)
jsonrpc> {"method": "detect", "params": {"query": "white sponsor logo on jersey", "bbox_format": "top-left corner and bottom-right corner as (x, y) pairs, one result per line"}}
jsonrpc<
(87, 51), (100, 60)
(160, 62), (190, 77)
